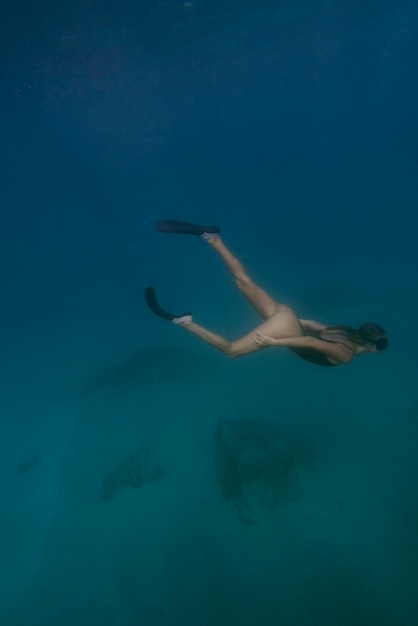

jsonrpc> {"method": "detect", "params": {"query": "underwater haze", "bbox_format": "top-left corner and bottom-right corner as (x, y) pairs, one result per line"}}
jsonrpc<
(1, 1), (418, 624)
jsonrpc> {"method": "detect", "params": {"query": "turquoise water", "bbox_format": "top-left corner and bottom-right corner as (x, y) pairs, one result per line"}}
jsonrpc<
(1, 1), (417, 624)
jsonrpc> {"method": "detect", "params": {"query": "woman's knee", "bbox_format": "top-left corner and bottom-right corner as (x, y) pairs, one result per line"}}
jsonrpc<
(223, 342), (240, 358)
(235, 273), (252, 292)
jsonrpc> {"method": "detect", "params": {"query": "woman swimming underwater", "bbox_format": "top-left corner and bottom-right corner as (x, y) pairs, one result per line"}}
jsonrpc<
(145, 220), (388, 367)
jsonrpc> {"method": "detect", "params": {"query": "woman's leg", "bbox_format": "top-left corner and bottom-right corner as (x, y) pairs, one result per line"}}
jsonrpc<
(206, 236), (283, 320)
(179, 308), (303, 358)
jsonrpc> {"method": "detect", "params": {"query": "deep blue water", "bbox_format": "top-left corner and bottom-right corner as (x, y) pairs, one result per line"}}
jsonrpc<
(1, 1), (418, 624)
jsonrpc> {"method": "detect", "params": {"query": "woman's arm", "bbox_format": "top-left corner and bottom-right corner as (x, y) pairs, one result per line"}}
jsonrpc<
(254, 333), (353, 364)
(298, 319), (327, 336)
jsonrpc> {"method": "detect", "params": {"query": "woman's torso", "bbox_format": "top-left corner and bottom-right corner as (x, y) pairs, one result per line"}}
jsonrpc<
(292, 326), (355, 367)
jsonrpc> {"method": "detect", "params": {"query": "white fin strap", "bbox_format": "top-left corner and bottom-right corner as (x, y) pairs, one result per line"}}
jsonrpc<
(201, 232), (220, 241)
(172, 314), (193, 325)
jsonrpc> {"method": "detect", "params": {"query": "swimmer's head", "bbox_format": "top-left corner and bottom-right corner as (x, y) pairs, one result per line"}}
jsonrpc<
(356, 322), (388, 351)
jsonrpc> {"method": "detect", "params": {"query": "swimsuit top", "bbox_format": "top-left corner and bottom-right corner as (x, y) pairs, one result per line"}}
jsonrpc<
(291, 329), (356, 368)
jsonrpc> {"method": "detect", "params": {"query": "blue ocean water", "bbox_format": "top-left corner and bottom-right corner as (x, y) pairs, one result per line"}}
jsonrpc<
(1, 1), (417, 624)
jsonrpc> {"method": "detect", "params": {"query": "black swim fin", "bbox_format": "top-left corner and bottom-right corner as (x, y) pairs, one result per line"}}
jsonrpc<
(144, 287), (191, 322)
(156, 220), (221, 236)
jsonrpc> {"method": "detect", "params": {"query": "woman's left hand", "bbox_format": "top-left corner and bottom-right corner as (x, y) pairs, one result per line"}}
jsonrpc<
(254, 332), (273, 347)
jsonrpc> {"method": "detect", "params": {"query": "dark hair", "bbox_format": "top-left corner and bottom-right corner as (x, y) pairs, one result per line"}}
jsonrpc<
(326, 323), (388, 351)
